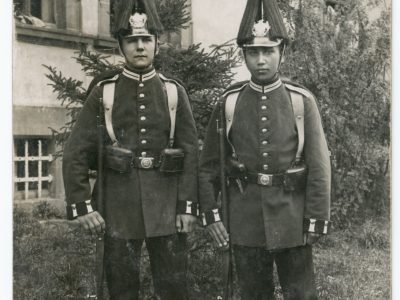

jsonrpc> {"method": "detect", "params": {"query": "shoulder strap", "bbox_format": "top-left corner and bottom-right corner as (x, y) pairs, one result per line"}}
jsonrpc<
(164, 81), (178, 147)
(159, 73), (179, 148)
(225, 92), (239, 139)
(223, 84), (247, 137)
(289, 89), (305, 163)
(223, 84), (247, 158)
(102, 79), (119, 146)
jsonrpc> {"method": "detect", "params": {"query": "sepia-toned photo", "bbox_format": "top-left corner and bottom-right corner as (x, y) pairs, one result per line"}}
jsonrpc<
(10, 0), (391, 299)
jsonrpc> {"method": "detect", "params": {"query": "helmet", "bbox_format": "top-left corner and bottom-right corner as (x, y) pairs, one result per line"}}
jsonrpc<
(112, 0), (163, 40)
(237, 0), (289, 48)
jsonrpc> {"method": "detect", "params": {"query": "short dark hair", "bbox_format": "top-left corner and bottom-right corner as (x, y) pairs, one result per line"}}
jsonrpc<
(116, 31), (158, 49)
(242, 44), (284, 55)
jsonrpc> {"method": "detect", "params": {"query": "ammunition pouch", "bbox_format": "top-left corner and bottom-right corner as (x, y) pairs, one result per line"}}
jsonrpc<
(283, 165), (307, 192)
(104, 145), (134, 173)
(159, 148), (185, 173)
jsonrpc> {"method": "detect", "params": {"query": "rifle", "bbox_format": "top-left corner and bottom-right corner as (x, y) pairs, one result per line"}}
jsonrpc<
(217, 100), (234, 300)
(94, 97), (106, 300)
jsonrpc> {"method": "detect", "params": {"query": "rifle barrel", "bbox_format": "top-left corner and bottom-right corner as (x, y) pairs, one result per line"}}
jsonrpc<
(95, 101), (105, 300)
(218, 100), (233, 300)
(218, 101), (228, 229)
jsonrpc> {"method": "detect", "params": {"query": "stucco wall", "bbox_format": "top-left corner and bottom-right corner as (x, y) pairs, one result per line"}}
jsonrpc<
(14, 41), (88, 107)
(13, 41), (122, 107)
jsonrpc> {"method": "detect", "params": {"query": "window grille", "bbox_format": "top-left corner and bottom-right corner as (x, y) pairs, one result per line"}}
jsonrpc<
(14, 138), (53, 200)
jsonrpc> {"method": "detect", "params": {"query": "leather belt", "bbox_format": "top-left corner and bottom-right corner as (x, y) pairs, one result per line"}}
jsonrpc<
(231, 172), (285, 187)
(132, 156), (161, 169)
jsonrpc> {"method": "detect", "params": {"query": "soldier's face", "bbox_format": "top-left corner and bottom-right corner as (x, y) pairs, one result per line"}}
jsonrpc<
(121, 36), (158, 70)
(244, 46), (281, 83)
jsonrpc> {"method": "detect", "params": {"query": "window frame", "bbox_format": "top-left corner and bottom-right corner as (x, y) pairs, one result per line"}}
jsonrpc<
(13, 137), (54, 201)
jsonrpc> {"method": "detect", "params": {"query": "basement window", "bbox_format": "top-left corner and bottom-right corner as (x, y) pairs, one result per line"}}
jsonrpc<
(14, 138), (53, 200)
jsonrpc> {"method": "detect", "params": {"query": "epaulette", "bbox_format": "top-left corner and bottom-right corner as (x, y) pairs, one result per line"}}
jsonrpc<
(86, 69), (122, 97)
(159, 73), (182, 87)
(159, 73), (193, 101)
(95, 70), (121, 87)
(221, 81), (248, 98)
(282, 79), (315, 100)
(157, 73), (188, 93)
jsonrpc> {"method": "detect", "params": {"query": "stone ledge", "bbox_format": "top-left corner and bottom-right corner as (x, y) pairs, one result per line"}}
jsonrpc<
(13, 105), (70, 136)
(15, 23), (118, 51)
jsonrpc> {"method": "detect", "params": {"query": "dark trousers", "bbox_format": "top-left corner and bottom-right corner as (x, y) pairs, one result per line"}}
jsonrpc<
(233, 244), (318, 300)
(104, 234), (188, 300)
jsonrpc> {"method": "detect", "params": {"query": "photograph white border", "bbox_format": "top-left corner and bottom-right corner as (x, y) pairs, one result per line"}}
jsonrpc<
(2, 2), (397, 300)
(392, 1), (399, 300)
(0, 1), (13, 300)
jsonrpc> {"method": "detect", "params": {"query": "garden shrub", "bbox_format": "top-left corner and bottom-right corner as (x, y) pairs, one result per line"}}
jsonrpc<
(280, 0), (390, 225)
(32, 200), (63, 220)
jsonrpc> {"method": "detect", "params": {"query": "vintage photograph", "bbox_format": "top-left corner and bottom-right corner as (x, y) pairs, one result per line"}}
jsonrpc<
(11, 0), (391, 299)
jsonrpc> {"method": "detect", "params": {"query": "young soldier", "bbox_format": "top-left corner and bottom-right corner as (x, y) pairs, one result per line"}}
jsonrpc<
(199, 0), (331, 299)
(62, 1), (198, 299)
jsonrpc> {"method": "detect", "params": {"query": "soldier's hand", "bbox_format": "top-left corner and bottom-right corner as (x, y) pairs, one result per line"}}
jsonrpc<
(304, 232), (322, 245)
(207, 221), (229, 250)
(176, 214), (197, 233)
(75, 211), (106, 235)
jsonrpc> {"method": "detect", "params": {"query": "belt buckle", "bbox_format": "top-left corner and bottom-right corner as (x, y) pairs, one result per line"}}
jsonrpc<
(140, 157), (154, 169)
(258, 173), (272, 186)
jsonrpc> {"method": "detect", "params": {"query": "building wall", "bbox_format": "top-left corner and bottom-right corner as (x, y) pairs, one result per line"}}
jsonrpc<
(13, 39), (82, 202)
(12, 0), (120, 204)
(13, 42), (91, 107)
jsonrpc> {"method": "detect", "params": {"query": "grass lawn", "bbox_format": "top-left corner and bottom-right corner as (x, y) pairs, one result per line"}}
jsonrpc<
(313, 219), (390, 300)
(13, 205), (390, 299)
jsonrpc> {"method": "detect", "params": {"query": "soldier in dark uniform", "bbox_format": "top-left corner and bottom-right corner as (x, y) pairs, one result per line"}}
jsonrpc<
(62, 1), (198, 299)
(199, 0), (331, 299)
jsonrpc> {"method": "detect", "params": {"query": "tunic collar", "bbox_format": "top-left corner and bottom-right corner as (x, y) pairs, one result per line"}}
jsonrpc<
(249, 77), (282, 94)
(122, 67), (157, 82)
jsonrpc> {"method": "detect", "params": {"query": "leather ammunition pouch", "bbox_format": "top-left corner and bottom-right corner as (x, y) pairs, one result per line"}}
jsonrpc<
(105, 145), (133, 173)
(282, 164), (307, 192)
(159, 148), (185, 173)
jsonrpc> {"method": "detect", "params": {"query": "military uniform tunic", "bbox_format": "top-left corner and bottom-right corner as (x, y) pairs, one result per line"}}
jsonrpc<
(63, 67), (199, 239)
(199, 76), (331, 249)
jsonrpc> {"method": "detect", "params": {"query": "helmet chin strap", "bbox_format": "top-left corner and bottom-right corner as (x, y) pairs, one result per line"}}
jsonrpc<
(277, 43), (286, 72)
(118, 41), (125, 58)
